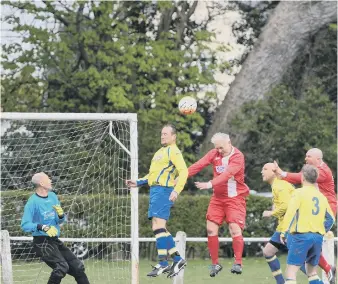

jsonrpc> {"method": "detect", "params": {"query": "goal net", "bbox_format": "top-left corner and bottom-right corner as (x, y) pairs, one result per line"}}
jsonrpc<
(0, 113), (138, 284)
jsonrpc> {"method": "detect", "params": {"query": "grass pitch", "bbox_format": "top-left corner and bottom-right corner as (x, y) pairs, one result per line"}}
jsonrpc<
(11, 255), (310, 284)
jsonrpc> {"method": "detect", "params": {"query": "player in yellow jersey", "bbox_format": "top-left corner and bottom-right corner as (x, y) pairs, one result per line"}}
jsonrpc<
(280, 165), (335, 284)
(126, 124), (188, 278)
(261, 163), (295, 284)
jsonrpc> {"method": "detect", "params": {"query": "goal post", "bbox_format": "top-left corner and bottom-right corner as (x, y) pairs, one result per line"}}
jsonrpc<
(1, 230), (14, 284)
(0, 112), (139, 284)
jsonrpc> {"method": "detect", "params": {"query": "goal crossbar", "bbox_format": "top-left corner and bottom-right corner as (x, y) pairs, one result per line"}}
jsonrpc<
(0, 112), (137, 122)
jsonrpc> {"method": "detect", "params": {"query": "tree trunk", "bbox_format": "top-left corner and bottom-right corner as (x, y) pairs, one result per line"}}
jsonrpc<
(201, 1), (337, 153)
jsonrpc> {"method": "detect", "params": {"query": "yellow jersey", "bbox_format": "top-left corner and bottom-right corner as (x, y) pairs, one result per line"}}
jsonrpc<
(271, 178), (295, 232)
(137, 144), (188, 194)
(281, 185), (335, 235)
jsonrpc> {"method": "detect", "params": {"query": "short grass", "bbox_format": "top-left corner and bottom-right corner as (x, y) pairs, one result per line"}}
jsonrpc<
(10, 256), (310, 284)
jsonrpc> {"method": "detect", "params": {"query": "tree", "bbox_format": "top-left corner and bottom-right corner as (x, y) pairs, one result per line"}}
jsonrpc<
(230, 1), (279, 62)
(283, 24), (337, 103)
(1, 1), (229, 178)
(231, 85), (337, 191)
(201, 1), (337, 152)
(1, 66), (45, 112)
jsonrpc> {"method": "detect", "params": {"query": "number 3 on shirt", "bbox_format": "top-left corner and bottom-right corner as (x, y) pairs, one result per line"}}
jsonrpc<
(312, 197), (320, 215)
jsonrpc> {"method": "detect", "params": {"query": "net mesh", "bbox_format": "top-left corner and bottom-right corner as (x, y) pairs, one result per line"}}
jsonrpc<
(1, 118), (133, 284)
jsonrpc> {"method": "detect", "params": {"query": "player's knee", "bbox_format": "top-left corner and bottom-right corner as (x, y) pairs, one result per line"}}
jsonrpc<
(52, 261), (69, 278)
(152, 218), (166, 231)
(68, 259), (87, 279)
(206, 228), (217, 236)
(152, 223), (166, 231)
(206, 220), (219, 236)
(229, 223), (241, 237)
(262, 245), (273, 257)
(206, 224), (218, 236)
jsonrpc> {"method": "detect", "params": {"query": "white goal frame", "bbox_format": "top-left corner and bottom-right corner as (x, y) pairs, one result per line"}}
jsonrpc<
(0, 112), (139, 284)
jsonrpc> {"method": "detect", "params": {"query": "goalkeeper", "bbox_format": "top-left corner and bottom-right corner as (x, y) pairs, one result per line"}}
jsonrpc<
(21, 172), (90, 284)
(126, 124), (188, 278)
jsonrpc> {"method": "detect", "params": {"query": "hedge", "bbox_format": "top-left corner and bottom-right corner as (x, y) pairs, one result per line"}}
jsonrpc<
(1, 191), (275, 237)
(1, 191), (335, 259)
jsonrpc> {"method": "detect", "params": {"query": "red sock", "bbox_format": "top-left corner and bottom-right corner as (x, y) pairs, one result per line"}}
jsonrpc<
(232, 235), (244, 265)
(208, 235), (219, 265)
(318, 254), (331, 273)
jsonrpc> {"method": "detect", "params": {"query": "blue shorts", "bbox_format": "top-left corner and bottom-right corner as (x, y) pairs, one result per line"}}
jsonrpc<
(148, 186), (174, 220)
(287, 233), (323, 266)
(269, 231), (288, 252)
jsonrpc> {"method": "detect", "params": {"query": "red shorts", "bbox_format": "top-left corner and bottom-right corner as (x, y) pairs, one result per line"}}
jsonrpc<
(206, 196), (246, 230)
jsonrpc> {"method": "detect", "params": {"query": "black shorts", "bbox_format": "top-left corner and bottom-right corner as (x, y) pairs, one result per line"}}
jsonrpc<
(33, 236), (85, 278)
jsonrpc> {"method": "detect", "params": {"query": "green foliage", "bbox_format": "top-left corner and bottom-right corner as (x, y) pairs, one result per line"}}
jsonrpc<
(231, 85), (337, 191)
(1, 191), (275, 239)
(1, 1), (228, 176)
(1, 67), (45, 112)
(1, 120), (127, 195)
(283, 24), (337, 103)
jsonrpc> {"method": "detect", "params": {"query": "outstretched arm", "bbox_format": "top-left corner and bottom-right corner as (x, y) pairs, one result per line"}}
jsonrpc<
(188, 150), (214, 177)
(274, 160), (302, 184)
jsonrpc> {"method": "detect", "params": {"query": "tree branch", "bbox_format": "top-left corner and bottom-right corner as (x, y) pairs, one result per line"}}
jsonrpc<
(42, 1), (70, 27)
(187, 1), (198, 18)
(75, 3), (89, 69)
(156, 5), (176, 39)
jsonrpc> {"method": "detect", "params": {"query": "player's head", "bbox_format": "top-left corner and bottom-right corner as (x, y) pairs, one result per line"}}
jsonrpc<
(211, 133), (232, 156)
(305, 148), (323, 166)
(301, 164), (318, 185)
(261, 163), (276, 184)
(161, 124), (177, 146)
(32, 172), (52, 191)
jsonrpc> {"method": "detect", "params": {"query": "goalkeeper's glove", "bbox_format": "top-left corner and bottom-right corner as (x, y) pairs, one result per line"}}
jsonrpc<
(53, 205), (64, 218)
(37, 225), (58, 237)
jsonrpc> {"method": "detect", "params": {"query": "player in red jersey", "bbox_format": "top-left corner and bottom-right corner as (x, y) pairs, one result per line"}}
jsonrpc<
(274, 148), (337, 283)
(188, 133), (249, 277)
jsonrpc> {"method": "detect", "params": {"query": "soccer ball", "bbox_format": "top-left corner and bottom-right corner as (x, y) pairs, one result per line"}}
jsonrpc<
(178, 96), (197, 115)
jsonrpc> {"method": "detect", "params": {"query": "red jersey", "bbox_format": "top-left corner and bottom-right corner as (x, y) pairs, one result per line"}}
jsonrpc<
(188, 147), (249, 198)
(283, 162), (337, 206)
